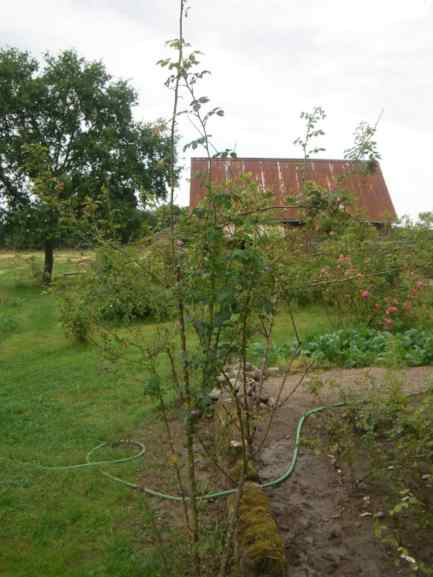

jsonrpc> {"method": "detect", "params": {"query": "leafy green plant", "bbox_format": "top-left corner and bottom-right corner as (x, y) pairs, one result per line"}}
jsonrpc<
(58, 282), (96, 343)
(91, 245), (173, 323)
(248, 341), (291, 365)
(295, 328), (433, 368)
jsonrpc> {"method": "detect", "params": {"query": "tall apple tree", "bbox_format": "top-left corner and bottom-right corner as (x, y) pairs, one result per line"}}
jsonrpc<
(0, 48), (171, 282)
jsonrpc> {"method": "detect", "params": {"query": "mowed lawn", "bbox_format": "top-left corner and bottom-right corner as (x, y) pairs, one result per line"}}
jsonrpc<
(0, 252), (165, 577)
(0, 251), (334, 577)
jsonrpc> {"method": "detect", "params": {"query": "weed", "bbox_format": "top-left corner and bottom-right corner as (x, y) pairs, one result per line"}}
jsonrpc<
(0, 312), (17, 341)
(322, 378), (433, 575)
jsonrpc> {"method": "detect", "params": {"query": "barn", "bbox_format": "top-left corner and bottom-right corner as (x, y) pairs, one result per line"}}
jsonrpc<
(189, 157), (397, 225)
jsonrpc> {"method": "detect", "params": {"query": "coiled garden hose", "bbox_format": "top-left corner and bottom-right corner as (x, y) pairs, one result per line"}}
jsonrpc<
(37, 402), (346, 502)
(41, 440), (146, 471)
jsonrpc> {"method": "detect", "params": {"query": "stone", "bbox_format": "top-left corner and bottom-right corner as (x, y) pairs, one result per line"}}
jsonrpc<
(209, 387), (221, 401)
(267, 396), (276, 408)
(266, 366), (280, 376)
(230, 378), (240, 391)
(252, 368), (263, 382)
(230, 439), (242, 450)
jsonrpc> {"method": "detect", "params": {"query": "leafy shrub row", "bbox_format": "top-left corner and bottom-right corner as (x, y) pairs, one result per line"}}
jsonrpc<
(296, 328), (433, 368)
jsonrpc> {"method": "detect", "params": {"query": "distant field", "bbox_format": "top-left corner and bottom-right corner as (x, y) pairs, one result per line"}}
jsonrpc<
(0, 249), (95, 277)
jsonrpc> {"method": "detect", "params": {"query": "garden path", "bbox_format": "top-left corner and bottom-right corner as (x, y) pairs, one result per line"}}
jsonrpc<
(258, 366), (433, 577)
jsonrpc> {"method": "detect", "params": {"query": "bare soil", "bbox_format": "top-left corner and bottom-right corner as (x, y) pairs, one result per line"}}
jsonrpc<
(257, 366), (433, 577)
(130, 367), (433, 575)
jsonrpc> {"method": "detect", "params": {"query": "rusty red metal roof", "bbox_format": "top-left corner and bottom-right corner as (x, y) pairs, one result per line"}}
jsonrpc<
(190, 157), (397, 222)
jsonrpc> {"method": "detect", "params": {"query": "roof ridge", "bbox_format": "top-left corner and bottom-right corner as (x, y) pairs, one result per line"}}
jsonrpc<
(191, 157), (375, 163)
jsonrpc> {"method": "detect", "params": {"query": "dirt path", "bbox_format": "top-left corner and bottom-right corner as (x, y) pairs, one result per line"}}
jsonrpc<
(265, 366), (433, 404)
(257, 366), (433, 576)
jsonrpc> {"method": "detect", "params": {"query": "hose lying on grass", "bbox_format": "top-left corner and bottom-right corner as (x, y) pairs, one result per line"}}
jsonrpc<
(32, 402), (346, 502)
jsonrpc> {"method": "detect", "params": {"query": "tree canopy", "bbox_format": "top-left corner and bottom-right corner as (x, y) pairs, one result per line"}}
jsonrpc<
(0, 48), (172, 278)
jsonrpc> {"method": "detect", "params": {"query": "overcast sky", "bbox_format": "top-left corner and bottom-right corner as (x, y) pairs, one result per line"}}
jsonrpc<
(2, 0), (433, 218)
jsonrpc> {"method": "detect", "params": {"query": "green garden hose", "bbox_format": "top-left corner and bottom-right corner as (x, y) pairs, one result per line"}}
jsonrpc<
(261, 402), (345, 490)
(40, 440), (146, 471)
(77, 402), (346, 502)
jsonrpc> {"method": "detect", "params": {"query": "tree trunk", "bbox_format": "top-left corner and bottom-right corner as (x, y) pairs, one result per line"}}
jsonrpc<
(43, 240), (54, 284)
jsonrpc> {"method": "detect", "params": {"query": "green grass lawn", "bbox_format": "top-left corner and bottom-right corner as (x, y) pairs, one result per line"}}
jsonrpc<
(0, 251), (335, 577)
(0, 253), (165, 577)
